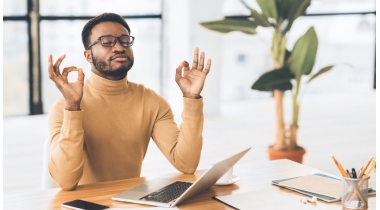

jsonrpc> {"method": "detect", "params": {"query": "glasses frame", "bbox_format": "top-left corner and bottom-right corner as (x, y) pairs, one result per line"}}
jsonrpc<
(87, 35), (135, 50)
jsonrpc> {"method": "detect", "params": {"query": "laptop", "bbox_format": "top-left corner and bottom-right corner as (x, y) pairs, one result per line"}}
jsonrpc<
(112, 147), (251, 208)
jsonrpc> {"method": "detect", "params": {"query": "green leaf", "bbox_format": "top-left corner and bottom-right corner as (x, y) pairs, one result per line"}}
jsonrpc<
(284, 0), (311, 32)
(307, 65), (334, 83)
(274, 0), (311, 32)
(200, 19), (259, 35)
(248, 8), (272, 27)
(251, 67), (293, 91)
(289, 26), (318, 80)
(256, 0), (278, 20)
(275, 0), (293, 19)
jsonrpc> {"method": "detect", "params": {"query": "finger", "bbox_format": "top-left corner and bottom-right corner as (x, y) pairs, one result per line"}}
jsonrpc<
(61, 66), (78, 83)
(183, 61), (190, 72)
(197, 52), (205, 71)
(77, 68), (85, 85)
(191, 47), (199, 69)
(175, 62), (184, 82)
(61, 66), (78, 76)
(203, 59), (212, 75)
(48, 54), (56, 79)
(53, 54), (66, 75)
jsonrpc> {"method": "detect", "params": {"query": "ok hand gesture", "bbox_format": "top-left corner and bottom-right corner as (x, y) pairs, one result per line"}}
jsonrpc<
(48, 54), (85, 111)
(175, 48), (212, 99)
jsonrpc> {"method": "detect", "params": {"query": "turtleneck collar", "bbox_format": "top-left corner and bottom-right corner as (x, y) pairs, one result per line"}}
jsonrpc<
(86, 71), (129, 94)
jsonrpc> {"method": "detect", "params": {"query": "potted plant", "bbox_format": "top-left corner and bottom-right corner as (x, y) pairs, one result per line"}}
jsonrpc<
(200, 0), (334, 163)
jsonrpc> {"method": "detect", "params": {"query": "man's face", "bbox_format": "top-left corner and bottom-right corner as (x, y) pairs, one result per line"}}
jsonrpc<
(87, 21), (134, 79)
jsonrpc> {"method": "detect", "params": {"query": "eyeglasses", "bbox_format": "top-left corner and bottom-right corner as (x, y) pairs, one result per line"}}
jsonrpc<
(87, 35), (135, 50)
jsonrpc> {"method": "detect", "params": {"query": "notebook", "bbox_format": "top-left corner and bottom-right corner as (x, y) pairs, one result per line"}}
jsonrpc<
(213, 188), (315, 210)
(272, 173), (376, 202)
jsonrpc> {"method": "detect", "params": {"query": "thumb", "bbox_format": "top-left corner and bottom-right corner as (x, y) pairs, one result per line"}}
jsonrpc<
(77, 68), (85, 84)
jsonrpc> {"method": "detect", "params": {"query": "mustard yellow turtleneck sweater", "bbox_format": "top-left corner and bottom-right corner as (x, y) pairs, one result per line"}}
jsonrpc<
(48, 72), (204, 190)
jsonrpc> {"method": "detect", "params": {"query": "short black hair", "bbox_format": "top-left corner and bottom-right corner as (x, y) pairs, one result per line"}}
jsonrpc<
(81, 12), (131, 49)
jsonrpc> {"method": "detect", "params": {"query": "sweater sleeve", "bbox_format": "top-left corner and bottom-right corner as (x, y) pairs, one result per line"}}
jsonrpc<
(48, 97), (85, 190)
(151, 96), (203, 174)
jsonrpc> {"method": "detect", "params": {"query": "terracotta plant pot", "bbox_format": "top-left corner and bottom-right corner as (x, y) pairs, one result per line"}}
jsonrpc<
(267, 146), (306, 163)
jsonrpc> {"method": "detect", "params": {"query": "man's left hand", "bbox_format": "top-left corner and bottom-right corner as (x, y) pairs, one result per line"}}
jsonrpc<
(175, 47), (212, 99)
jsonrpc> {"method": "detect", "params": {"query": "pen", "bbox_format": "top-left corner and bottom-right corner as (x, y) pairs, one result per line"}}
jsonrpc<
(346, 170), (352, 178)
(351, 168), (357, 178)
(332, 156), (367, 204)
(348, 157), (372, 204)
(350, 168), (359, 206)
(347, 160), (376, 202)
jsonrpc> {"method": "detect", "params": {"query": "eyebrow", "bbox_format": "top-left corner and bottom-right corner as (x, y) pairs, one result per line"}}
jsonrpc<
(102, 34), (129, 37)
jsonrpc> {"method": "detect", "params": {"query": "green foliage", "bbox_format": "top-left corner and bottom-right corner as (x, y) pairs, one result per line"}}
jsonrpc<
(200, 19), (259, 35)
(200, 0), (334, 126)
(256, 0), (277, 20)
(251, 67), (293, 91)
(248, 8), (272, 27)
(277, 0), (311, 32)
(289, 26), (318, 80)
(307, 65), (334, 83)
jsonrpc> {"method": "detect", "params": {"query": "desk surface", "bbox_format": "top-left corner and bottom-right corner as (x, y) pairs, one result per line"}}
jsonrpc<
(4, 159), (376, 210)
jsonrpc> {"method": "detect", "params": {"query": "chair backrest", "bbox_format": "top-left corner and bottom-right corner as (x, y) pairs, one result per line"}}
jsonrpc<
(42, 138), (59, 189)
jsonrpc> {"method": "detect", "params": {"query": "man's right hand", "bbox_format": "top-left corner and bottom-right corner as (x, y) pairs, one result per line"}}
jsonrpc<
(48, 54), (85, 111)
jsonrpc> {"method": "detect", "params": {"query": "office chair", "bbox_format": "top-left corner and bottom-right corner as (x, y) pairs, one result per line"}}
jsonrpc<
(42, 138), (59, 189)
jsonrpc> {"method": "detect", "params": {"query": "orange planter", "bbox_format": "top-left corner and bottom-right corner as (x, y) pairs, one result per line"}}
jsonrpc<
(267, 146), (306, 163)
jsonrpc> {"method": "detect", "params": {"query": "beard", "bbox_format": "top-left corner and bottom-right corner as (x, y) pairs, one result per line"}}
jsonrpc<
(91, 50), (134, 78)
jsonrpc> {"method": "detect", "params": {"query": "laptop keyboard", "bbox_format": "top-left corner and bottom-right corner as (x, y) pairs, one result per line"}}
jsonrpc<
(139, 181), (193, 203)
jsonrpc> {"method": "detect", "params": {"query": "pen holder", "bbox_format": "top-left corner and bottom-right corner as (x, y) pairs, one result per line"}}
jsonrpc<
(342, 176), (369, 209)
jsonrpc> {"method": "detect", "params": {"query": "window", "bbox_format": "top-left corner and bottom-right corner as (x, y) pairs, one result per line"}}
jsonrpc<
(3, 22), (29, 115)
(40, 19), (162, 113)
(3, 0), (163, 116)
(3, 0), (27, 16)
(39, 0), (161, 16)
(288, 14), (375, 93)
(218, 0), (375, 101)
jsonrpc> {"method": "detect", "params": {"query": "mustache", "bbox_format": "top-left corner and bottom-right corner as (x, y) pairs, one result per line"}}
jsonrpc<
(109, 54), (131, 61)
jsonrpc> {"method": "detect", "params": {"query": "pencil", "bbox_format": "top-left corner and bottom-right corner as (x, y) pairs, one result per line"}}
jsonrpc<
(347, 160), (376, 202)
(332, 156), (367, 205)
(358, 157), (373, 178)
(364, 160), (376, 179)
(332, 156), (349, 177)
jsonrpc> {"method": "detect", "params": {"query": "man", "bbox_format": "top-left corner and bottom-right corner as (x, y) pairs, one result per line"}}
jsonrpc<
(47, 13), (211, 190)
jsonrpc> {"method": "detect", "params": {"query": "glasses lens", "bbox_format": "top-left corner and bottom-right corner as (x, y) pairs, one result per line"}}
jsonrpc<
(100, 36), (116, 46)
(119, 35), (132, 46)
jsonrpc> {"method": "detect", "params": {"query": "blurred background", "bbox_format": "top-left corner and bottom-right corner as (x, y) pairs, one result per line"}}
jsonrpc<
(3, 0), (376, 195)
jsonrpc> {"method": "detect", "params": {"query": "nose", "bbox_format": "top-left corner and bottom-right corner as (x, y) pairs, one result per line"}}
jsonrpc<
(112, 39), (126, 53)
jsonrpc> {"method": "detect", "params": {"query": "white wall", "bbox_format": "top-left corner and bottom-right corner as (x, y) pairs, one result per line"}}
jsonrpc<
(163, 0), (223, 116)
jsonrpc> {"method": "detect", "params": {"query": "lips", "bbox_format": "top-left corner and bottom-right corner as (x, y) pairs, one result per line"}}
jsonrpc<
(111, 54), (129, 62)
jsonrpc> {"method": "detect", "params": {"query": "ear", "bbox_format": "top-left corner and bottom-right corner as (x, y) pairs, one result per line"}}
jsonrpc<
(84, 50), (93, 63)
